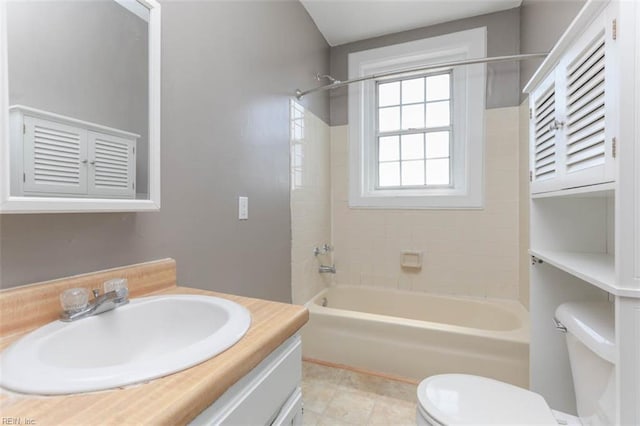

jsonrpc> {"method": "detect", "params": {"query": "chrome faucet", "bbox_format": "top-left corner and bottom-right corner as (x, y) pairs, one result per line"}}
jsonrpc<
(60, 280), (129, 322)
(319, 264), (336, 274)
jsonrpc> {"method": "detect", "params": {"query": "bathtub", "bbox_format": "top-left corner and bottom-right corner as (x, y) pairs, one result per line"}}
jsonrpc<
(301, 286), (530, 387)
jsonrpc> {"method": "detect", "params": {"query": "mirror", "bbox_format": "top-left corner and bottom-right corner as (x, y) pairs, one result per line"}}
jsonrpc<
(0, 0), (160, 213)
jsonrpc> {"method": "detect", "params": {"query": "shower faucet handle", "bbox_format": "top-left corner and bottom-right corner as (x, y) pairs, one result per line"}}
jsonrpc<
(313, 244), (333, 256)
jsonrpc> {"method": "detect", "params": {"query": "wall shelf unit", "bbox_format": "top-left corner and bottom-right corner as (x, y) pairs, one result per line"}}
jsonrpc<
(524, 0), (640, 423)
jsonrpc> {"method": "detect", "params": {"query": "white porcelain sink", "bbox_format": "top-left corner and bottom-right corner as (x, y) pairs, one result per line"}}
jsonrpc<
(0, 295), (251, 395)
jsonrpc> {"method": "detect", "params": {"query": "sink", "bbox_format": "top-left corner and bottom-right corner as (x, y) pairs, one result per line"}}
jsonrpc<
(0, 294), (251, 395)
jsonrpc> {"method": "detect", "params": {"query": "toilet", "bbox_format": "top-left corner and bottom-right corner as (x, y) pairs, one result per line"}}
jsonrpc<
(416, 301), (615, 425)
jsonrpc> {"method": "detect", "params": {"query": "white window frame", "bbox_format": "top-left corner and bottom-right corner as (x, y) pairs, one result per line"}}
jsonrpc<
(348, 27), (486, 209)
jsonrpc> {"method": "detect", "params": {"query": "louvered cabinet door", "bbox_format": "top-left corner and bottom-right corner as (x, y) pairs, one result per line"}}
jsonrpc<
(530, 72), (564, 194)
(87, 131), (136, 198)
(560, 4), (617, 189)
(22, 116), (89, 195)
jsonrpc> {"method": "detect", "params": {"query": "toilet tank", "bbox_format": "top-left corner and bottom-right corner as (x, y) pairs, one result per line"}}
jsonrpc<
(555, 301), (615, 426)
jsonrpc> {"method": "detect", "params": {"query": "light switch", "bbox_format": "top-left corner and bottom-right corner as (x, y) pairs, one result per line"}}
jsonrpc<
(238, 196), (248, 220)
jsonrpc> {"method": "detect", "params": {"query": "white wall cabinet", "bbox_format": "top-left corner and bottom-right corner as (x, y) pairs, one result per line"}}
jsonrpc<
(10, 106), (137, 199)
(529, 1), (618, 194)
(525, 1), (640, 424)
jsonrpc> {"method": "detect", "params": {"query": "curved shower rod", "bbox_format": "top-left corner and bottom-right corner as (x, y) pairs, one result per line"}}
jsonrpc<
(295, 52), (548, 100)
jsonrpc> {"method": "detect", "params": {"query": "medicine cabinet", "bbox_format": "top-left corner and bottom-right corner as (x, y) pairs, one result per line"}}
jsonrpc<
(0, 0), (161, 213)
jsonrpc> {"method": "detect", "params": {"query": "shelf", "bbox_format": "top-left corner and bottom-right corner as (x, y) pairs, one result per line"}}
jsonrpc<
(530, 249), (615, 292)
(531, 182), (615, 199)
(530, 250), (640, 297)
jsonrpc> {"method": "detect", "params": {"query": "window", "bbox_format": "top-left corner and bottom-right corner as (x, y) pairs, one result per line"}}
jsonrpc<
(348, 28), (486, 209)
(376, 72), (452, 188)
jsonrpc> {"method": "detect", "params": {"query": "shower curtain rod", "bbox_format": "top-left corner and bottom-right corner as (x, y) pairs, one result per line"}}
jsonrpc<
(295, 52), (548, 100)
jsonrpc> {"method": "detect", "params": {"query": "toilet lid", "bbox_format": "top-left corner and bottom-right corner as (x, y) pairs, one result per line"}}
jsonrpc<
(417, 374), (558, 425)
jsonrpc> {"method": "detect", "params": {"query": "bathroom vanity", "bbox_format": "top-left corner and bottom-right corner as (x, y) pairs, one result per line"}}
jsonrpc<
(0, 259), (308, 425)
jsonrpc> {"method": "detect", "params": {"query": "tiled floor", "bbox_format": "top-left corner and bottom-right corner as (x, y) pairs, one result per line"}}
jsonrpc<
(301, 361), (418, 425)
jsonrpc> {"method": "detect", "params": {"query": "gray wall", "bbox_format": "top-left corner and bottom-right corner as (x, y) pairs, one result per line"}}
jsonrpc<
(520, 0), (586, 100)
(0, 0), (330, 303)
(329, 8), (521, 126)
(7, 0), (150, 193)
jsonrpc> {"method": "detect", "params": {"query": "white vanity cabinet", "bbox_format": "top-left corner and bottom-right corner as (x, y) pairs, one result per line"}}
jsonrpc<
(10, 106), (137, 199)
(529, 1), (618, 194)
(525, 1), (640, 424)
(190, 334), (303, 426)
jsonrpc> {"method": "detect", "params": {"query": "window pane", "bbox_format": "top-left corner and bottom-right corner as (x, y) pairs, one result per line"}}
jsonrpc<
(402, 77), (425, 104)
(401, 134), (424, 160)
(426, 74), (450, 101)
(379, 106), (400, 132)
(379, 136), (400, 162)
(293, 144), (303, 165)
(425, 101), (450, 128)
(401, 160), (425, 186)
(425, 132), (450, 158)
(426, 158), (450, 185)
(378, 81), (400, 107)
(401, 104), (424, 130)
(379, 162), (400, 187)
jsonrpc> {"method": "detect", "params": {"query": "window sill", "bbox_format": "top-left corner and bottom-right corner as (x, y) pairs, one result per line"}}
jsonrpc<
(348, 190), (484, 210)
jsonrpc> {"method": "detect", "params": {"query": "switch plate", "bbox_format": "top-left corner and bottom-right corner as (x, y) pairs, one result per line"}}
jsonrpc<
(238, 196), (248, 220)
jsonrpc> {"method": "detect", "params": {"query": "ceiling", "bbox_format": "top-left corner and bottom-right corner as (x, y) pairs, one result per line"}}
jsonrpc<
(300, 0), (523, 46)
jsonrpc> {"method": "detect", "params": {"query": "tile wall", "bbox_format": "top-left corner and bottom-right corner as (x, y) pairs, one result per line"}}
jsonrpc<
(518, 100), (531, 308)
(290, 102), (332, 304)
(330, 107), (523, 300)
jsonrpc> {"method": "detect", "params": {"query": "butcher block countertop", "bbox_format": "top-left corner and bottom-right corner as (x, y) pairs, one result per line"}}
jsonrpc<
(0, 259), (309, 425)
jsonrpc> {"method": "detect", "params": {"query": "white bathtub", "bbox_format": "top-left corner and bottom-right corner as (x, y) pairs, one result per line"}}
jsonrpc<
(301, 286), (530, 387)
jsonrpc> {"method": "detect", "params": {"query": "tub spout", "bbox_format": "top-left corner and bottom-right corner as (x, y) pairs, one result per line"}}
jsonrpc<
(319, 265), (336, 274)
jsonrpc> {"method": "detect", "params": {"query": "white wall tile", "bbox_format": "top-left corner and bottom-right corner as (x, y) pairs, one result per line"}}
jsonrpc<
(329, 107), (523, 300)
(290, 102), (332, 304)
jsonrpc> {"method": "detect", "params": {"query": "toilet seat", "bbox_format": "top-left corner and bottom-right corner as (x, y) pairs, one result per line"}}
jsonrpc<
(417, 374), (558, 425)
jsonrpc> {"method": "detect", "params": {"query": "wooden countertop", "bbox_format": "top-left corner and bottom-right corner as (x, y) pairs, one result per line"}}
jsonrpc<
(0, 260), (308, 425)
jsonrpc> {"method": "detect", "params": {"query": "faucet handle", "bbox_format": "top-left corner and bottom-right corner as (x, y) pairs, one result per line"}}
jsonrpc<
(313, 244), (334, 256)
(104, 278), (129, 299)
(60, 288), (90, 313)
